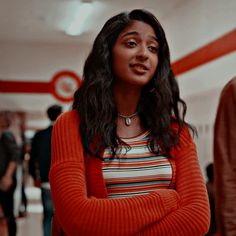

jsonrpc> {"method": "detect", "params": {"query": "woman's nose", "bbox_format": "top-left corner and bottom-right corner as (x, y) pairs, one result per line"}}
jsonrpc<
(136, 45), (148, 60)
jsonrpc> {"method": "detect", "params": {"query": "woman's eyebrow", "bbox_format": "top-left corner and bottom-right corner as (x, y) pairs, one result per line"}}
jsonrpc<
(120, 31), (139, 38)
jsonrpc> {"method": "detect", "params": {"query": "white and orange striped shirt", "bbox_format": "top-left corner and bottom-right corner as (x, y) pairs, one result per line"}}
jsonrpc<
(102, 131), (175, 198)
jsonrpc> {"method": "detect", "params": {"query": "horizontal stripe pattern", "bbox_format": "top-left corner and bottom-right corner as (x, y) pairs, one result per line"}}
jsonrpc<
(102, 131), (173, 198)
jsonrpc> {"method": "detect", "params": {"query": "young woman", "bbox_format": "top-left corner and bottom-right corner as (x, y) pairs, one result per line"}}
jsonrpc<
(49, 9), (210, 236)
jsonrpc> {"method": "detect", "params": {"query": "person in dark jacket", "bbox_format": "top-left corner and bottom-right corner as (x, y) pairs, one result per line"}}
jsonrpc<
(0, 112), (19, 236)
(29, 105), (62, 236)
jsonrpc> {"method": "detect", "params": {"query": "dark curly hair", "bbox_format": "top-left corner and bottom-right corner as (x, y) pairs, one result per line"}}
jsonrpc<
(73, 9), (195, 158)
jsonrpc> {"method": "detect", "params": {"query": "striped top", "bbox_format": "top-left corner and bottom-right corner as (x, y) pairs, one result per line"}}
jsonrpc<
(102, 131), (174, 198)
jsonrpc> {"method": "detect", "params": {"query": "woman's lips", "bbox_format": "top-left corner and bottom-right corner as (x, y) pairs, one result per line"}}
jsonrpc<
(130, 63), (148, 74)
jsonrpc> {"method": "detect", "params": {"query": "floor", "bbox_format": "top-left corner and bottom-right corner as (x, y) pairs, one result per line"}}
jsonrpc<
(17, 186), (43, 236)
(17, 212), (42, 236)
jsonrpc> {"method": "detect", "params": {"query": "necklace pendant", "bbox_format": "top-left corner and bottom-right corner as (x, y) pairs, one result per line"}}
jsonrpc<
(118, 112), (138, 126)
(125, 117), (132, 126)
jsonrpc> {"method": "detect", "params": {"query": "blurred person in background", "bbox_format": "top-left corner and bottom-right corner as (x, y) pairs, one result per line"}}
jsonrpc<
(7, 112), (29, 219)
(205, 163), (217, 235)
(29, 105), (62, 236)
(214, 77), (236, 236)
(0, 112), (19, 236)
(18, 134), (28, 218)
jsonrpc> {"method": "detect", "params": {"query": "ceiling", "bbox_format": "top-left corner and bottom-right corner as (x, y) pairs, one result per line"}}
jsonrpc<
(0, 0), (184, 45)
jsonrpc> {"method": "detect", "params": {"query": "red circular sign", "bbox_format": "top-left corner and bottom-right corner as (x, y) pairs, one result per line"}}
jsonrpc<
(51, 71), (81, 102)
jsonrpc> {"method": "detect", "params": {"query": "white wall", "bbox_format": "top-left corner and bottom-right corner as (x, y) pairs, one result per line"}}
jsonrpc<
(0, 41), (90, 80)
(164, 0), (236, 60)
(0, 41), (91, 127)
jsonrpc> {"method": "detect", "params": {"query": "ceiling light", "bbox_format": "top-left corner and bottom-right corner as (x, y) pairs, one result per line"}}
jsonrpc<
(65, 2), (93, 36)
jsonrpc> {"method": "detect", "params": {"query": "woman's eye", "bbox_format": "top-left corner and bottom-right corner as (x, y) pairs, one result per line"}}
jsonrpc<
(148, 46), (158, 53)
(126, 41), (137, 47)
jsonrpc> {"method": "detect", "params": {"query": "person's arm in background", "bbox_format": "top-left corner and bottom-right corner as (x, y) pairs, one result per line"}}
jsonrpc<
(29, 133), (41, 187)
(136, 126), (210, 236)
(49, 111), (182, 236)
(0, 162), (17, 192)
(0, 132), (19, 191)
(214, 78), (236, 236)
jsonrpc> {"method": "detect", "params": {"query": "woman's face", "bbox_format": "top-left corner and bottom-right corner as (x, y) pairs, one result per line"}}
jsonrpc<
(112, 20), (159, 88)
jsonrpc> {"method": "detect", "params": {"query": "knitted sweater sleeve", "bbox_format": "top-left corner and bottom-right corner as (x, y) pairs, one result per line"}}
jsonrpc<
(136, 126), (210, 236)
(214, 78), (236, 236)
(49, 111), (181, 236)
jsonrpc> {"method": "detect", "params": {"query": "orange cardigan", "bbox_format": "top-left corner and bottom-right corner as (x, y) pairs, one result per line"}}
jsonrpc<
(49, 110), (210, 236)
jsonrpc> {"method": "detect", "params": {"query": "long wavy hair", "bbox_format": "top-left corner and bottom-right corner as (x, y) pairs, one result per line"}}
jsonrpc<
(73, 9), (195, 158)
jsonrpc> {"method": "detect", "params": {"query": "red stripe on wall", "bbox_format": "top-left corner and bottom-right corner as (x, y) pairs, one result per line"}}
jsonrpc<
(172, 28), (236, 76)
(0, 81), (52, 93)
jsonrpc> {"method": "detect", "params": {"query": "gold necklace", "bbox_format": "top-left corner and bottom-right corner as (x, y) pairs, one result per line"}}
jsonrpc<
(118, 112), (138, 126)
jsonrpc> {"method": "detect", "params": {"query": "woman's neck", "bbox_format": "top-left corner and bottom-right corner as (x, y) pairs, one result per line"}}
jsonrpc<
(113, 83), (146, 138)
(113, 83), (141, 115)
